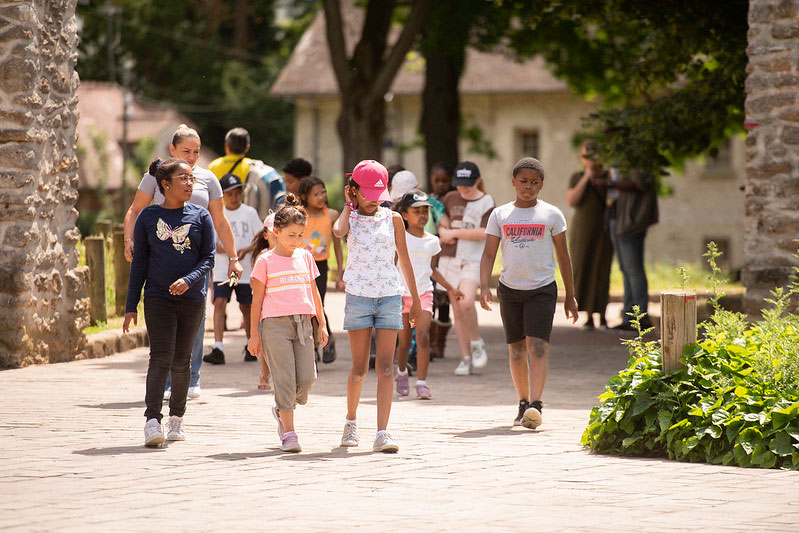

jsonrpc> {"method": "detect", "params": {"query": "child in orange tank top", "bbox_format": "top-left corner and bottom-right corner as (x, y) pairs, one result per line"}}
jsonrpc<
(299, 177), (344, 363)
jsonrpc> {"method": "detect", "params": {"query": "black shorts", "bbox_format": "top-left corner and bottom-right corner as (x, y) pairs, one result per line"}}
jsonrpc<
(212, 282), (253, 305)
(497, 281), (557, 344)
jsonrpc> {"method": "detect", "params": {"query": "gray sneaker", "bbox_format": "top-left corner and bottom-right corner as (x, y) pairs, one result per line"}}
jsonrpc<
(165, 416), (185, 441)
(144, 418), (165, 447)
(272, 406), (284, 439)
(341, 421), (359, 447)
(373, 432), (399, 453)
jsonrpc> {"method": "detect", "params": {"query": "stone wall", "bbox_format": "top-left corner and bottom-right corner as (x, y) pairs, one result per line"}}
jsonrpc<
(743, 0), (799, 314)
(0, 0), (88, 368)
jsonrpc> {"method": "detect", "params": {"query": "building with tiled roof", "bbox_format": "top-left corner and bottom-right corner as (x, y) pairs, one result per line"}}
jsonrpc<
(77, 82), (217, 215)
(272, 3), (745, 270)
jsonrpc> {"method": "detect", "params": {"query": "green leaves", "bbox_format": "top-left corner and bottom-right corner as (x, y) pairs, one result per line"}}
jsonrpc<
(507, 0), (748, 176)
(583, 300), (799, 470)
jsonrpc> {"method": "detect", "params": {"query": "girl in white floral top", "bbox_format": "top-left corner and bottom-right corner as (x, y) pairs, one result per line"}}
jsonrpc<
(333, 160), (421, 453)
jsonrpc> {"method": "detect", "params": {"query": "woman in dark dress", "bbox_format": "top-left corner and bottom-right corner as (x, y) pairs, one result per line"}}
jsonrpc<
(565, 141), (614, 329)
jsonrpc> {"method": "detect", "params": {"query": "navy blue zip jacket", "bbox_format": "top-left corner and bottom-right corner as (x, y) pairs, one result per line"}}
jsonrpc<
(126, 203), (215, 313)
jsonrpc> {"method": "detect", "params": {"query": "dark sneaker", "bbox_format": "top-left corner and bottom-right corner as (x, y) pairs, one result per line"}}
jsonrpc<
(203, 347), (225, 365)
(514, 400), (529, 426)
(243, 346), (257, 362)
(322, 341), (337, 364)
(522, 400), (543, 429)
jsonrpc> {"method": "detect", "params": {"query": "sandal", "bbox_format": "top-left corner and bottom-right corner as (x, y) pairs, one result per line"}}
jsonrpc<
(258, 372), (271, 391)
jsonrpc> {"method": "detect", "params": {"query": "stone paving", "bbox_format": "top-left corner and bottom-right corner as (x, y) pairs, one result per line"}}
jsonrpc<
(1, 293), (797, 531)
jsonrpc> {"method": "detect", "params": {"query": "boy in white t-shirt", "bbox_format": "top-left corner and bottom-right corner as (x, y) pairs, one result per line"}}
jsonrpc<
(395, 191), (463, 399)
(203, 174), (264, 365)
(438, 161), (495, 376)
(480, 157), (578, 430)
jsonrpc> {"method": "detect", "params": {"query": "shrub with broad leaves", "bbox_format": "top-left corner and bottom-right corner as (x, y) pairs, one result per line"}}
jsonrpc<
(581, 242), (799, 469)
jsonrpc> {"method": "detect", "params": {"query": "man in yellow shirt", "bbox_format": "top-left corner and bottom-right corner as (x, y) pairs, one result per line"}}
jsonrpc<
(209, 127), (252, 182)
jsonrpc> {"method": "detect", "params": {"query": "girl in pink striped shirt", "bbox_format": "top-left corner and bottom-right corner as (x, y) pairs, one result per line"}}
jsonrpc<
(247, 194), (328, 453)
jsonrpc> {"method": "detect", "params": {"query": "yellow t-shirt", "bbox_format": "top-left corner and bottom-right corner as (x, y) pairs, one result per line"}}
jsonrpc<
(208, 155), (252, 182)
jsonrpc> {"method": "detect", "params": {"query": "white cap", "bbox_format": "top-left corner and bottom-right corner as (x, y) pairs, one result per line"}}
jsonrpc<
(390, 170), (418, 202)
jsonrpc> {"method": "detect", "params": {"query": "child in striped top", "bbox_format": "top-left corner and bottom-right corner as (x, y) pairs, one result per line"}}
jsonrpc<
(247, 194), (328, 453)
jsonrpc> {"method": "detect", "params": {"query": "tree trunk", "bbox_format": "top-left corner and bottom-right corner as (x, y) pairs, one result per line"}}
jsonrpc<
(233, 0), (251, 61)
(421, 49), (462, 188)
(419, 0), (469, 189)
(323, 0), (434, 175)
(338, 92), (385, 174)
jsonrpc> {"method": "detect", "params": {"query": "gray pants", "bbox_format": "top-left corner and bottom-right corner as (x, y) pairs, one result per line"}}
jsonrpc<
(260, 315), (317, 411)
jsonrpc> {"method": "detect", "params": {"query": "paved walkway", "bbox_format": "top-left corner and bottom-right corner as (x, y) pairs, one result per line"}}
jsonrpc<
(1, 293), (797, 531)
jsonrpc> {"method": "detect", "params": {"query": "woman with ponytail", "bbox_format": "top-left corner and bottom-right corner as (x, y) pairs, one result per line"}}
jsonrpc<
(122, 125), (243, 399)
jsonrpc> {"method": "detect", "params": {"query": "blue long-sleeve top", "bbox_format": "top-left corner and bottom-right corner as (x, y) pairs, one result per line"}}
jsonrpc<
(125, 203), (215, 313)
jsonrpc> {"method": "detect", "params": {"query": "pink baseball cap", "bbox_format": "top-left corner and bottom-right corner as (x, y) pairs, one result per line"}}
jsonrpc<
(347, 160), (391, 202)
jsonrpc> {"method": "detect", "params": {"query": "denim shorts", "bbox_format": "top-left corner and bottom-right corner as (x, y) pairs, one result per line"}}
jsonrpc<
(343, 293), (403, 331)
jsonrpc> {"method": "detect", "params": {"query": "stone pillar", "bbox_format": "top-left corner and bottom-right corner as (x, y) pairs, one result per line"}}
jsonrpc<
(743, 0), (799, 315)
(0, 0), (89, 368)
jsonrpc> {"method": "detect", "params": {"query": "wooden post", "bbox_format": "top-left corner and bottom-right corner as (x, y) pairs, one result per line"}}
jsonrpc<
(85, 236), (107, 324)
(660, 290), (697, 373)
(113, 229), (130, 317)
(96, 219), (112, 240)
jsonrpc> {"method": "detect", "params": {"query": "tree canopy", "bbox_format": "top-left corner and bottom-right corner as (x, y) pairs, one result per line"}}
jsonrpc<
(77, 0), (749, 181)
(76, 0), (316, 164)
(505, 0), (748, 176)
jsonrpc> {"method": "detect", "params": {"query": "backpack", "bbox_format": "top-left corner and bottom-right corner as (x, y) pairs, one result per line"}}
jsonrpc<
(220, 157), (245, 184)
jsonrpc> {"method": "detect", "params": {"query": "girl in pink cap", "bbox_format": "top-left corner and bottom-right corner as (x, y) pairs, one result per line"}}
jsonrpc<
(333, 160), (422, 453)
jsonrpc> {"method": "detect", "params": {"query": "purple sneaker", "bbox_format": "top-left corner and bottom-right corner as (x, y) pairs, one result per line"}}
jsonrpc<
(280, 432), (301, 453)
(416, 383), (432, 400)
(395, 372), (410, 396)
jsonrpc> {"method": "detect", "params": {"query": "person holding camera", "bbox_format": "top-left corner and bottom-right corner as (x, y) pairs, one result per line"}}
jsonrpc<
(565, 141), (614, 330)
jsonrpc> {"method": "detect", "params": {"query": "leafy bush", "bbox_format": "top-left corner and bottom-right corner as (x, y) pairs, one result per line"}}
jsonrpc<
(581, 244), (799, 469)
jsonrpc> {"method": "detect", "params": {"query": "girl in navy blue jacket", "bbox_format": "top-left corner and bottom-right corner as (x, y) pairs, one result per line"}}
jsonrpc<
(123, 158), (215, 447)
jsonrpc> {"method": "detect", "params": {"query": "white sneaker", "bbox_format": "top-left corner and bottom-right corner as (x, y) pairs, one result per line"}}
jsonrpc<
(454, 357), (471, 376)
(163, 389), (171, 401)
(187, 386), (201, 399)
(144, 418), (165, 447)
(166, 416), (185, 441)
(341, 421), (360, 447)
(470, 340), (487, 370)
(373, 432), (399, 453)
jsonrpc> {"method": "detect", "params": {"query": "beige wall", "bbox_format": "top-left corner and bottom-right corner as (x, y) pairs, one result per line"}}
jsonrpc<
(293, 93), (745, 269)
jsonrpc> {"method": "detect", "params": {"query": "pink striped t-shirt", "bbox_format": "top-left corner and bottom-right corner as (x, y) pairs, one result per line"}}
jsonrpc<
(251, 248), (320, 320)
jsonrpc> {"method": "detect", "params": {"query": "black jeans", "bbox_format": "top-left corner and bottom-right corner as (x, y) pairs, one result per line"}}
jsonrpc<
(143, 296), (205, 422)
